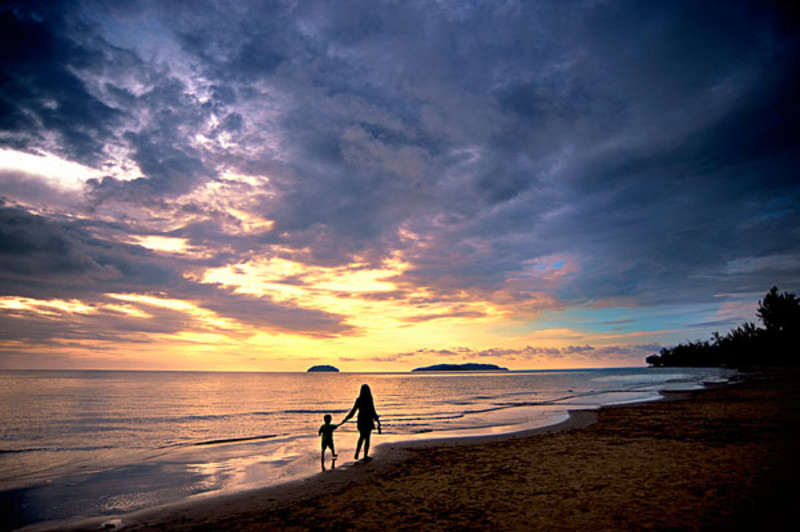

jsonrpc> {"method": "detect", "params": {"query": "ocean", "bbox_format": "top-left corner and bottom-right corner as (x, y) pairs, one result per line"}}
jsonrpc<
(0, 367), (734, 529)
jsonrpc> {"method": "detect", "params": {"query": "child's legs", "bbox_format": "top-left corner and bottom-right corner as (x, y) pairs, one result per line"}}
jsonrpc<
(322, 441), (333, 460)
(355, 435), (364, 458)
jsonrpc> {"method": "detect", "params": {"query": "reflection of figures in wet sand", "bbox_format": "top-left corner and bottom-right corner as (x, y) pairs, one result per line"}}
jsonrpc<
(341, 384), (382, 460)
(318, 414), (339, 471)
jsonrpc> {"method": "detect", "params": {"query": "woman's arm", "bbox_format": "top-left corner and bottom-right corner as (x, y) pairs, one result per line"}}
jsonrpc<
(340, 399), (358, 424)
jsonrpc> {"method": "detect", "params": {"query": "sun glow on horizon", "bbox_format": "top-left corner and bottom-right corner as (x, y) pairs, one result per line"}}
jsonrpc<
(0, 253), (681, 371)
(197, 255), (509, 332)
(0, 262), (731, 372)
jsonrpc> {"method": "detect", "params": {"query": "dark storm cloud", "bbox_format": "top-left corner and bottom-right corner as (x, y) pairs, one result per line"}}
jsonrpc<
(387, 0), (800, 304)
(1, 1), (221, 203)
(0, 170), (83, 207)
(0, 202), (123, 293)
(0, 4), (125, 164)
(2, 0), (799, 342)
(85, 75), (219, 200)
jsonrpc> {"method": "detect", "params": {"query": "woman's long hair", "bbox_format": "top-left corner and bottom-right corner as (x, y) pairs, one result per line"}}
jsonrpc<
(359, 384), (375, 413)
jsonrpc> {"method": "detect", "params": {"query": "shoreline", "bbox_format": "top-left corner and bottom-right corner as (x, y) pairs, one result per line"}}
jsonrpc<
(21, 403), (603, 532)
(10, 377), (680, 532)
(25, 370), (795, 532)
(17, 368), (798, 531)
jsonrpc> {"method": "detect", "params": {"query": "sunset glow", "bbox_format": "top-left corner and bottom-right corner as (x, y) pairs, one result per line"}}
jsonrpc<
(1, 1), (798, 372)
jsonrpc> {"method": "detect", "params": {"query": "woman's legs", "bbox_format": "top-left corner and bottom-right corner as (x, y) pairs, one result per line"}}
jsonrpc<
(363, 432), (371, 458)
(355, 430), (373, 460)
(355, 435), (364, 459)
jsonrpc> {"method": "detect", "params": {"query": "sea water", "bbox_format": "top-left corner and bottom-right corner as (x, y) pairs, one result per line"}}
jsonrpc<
(0, 367), (734, 529)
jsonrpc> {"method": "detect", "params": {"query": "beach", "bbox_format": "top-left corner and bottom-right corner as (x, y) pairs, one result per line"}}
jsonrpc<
(42, 368), (798, 532)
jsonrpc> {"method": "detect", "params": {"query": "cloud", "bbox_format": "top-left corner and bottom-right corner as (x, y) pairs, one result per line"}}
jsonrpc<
(0, 202), (352, 338)
(401, 310), (487, 323)
(0, 170), (84, 208)
(0, 5), (126, 164)
(1, 0), (799, 367)
(0, 202), (123, 294)
(350, 343), (658, 366)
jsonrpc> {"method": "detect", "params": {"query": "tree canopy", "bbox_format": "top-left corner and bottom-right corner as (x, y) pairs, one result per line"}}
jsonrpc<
(646, 287), (799, 368)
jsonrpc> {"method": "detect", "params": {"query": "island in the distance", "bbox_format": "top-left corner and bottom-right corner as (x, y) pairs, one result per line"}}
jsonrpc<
(306, 365), (340, 372)
(411, 363), (509, 372)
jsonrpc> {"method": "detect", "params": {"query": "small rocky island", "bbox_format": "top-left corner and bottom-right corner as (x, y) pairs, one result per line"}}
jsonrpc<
(411, 363), (509, 372)
(306, 365), (340, 372)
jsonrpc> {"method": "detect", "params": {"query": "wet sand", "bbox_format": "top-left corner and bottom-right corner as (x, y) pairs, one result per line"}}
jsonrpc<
(46, 369), (799, 531)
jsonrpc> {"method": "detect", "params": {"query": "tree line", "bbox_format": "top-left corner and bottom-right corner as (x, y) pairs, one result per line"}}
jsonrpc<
(646, 287), (800, 368)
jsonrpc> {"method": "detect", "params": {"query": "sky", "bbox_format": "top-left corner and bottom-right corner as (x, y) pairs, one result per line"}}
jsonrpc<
(1, 0), (798, 372)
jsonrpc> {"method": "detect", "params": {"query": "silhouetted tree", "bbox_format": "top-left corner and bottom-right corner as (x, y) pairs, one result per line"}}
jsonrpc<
(757, 286), (800, 333)
(645, 354), (663, 367)
(646, 287), (799, 368)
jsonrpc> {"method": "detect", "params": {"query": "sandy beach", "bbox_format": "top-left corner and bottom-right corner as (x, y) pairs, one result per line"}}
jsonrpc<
(44, 369), (799, 532)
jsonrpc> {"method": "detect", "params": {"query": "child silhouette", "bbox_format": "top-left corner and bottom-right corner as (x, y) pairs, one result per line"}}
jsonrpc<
(318, 414), (339, 470)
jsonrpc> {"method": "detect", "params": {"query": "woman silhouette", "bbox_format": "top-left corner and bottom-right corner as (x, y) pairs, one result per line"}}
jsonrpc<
(341, 384), (382, 460)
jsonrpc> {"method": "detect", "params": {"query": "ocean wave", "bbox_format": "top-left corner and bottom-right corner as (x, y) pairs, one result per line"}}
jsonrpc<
(491, 400), (558, 407)
(0, 447), (54, 454)
(190, 434), (279, 447)
(496, 390), (541, 398)
(383, 413), (466, 422)
(157, 434), (280, 449)
(56, 409), (349, 427)
(0, 445), (117, 454)
(56, 413), (237, 425)
(278, 409), (348, 415)
(591, 373), (697, 385)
